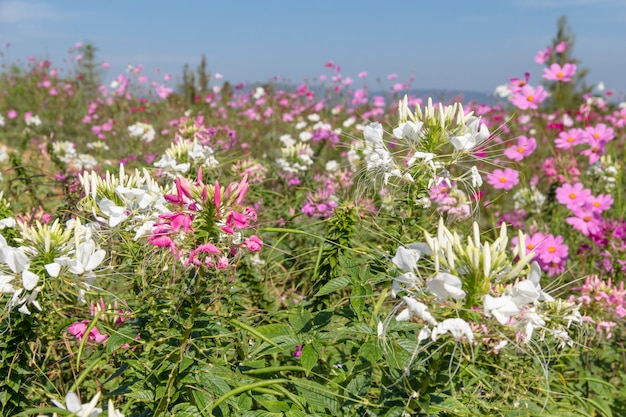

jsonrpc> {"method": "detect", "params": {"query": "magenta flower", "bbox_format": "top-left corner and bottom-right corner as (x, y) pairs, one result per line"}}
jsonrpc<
(566, 208), (602, 237)
(580, 137), (606, 164)
(535, 234), (568, 265)
(503, 135), (537, 161)
(7, 109), (17, 119)
(543, 63), (576, 82)
(534, 47), (552, 64)
(508, 72), (530, 93)
(556, 183), (592, 211)
(486, 168), (519, 191)
(585, 194), (613, 214)
(68, 320), (108, 344)
(554, 128), (584, 149)
(244, 235), (263, 252)
(584, 123), (614, 144)
(555, 41), (568, 53)
(510, 85), (548, 110)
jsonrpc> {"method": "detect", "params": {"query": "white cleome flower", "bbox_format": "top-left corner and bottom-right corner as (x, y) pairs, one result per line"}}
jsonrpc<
(431, 318), (474, 343)
(52, 391), (102, 417)
(483, 294), (520, 325)
(396, 296), (438, 326)
(427, 272), (466, 301)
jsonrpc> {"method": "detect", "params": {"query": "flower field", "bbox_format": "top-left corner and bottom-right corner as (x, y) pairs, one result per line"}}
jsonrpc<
(1, 22), (625, 417)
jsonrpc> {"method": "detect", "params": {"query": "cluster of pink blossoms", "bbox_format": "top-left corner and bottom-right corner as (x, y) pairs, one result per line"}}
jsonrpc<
(554, 124), (615, 164)
(428, 180), (471, 222)
(148, 170), (263, 270)
(556, 182), (613, 236)
(569, 275), (626, 339)
(512, 232), (569, 276)
(302, 169), (353, 218)
(67, 299), (130, 345)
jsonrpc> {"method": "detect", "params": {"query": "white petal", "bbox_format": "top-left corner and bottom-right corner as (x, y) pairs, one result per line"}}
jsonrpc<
(45, 262), (61, 278)
(22, 270), (39, 291)
(85, 249), (106, 272)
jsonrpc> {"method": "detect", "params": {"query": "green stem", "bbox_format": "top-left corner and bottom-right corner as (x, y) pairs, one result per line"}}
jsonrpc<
(208, 379), (290, 415)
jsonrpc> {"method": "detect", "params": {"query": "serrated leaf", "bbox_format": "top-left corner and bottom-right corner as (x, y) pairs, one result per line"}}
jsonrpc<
(429, 396), (470, 414)
(350, 284), (365, 319)
(300, 344), (318, 374)
(315, 276), (351, 297)
(292, 378), (339, 412)
(346, 373), (371, 398)
(289, 309), (312, 332)
(106, 326), (140, 354)
(254, 324), (293, 338)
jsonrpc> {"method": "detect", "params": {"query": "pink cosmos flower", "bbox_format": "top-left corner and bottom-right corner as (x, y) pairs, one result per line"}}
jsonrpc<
(486, 168), (519, 191)
(566, 207), (602, 236)
(580, 136), (606, 165)
(534, 47), (552, 64)
(358, 71), (368, 78)
(387, 73), (398, 80)
(7, 109), (17, 119)
(508, 72), (530, 93)
(543, 63), (576, 82)
(554, 128), (584, 149)
(555, 41), (568, 53)
(555, 183), (592, 211)
(503, 135), (536, 161)
(584, 123), (614, 144)
(585, 194), (613, 214)
(510, 85), (548, 110)
(535, 234), (568, 265)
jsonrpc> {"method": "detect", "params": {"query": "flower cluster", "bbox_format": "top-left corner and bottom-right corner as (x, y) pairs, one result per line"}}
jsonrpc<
(386, 218), (581, 351)
(569, 275), (626, 338)
(353, 96), (494, 221)
(148, 170), (263, 271)
(512, 231), (569, 276)
(556, 182), (613, 237)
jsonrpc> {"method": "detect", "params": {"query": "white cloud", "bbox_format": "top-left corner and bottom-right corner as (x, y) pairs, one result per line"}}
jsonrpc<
(0, 0), (75, 23)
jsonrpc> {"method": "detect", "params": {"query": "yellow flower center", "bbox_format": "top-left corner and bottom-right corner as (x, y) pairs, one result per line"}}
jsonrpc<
(557, 72), (564, 78)
(569, 193), (577, 199)
(517, 146), (526, 153)
(499, 177), (507, 183)
(527, 95), (534, 102)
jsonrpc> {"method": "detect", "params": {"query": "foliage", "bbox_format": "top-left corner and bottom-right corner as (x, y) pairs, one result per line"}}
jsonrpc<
(0, 17), (625, 417)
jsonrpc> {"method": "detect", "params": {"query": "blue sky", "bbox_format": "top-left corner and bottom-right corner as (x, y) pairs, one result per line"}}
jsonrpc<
(1, 0), (626, 95)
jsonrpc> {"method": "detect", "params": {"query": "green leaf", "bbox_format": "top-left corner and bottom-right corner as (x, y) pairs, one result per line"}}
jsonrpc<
(346, 373), (371, 399)
(315, 276), (351, 297)
(289, 309), (313, 332)
(428, 396), (471, 414)
(292, 378), (339, 413)
(300, 344), (318, 374)
(350, 284), (365, 319)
